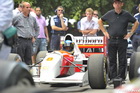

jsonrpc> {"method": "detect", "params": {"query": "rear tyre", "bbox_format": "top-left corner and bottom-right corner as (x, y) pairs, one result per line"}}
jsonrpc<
(88, 54), (107, 89)
(8, 53), (22, 62)
(36, 51), (48, 63)
(129, 52), (140, 81)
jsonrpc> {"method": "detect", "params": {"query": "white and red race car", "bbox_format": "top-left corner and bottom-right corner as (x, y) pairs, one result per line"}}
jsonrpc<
(33, 34), (108, 89)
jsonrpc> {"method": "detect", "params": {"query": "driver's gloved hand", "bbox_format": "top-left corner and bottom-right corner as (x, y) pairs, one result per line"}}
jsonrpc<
(2, 26), (17, 46)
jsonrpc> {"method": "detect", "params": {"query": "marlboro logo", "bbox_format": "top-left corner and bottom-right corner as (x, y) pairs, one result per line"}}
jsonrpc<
(61, 36), (104, 44)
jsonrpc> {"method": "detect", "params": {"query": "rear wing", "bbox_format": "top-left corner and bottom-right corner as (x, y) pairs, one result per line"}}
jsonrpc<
(61, 36), (107, 57)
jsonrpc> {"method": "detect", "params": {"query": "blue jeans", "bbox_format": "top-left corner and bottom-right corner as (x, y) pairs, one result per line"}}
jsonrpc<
(132, 34), (140, 51)
(108, 39), (128, 80)
(33, 38), (47, 55)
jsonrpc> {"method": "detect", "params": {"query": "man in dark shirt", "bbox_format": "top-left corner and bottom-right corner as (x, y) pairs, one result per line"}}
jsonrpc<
(50, 6), (68, 50)
(98, 0), (139, 83)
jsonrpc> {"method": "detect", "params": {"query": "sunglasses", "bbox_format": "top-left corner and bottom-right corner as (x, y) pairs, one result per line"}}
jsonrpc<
(93, 14), (98, 16)
(58, 10), (63, 12)
(25, 7), (31, 9)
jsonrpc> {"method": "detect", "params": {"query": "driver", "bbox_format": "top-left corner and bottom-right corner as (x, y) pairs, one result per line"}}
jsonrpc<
(62, 40), (74, 54)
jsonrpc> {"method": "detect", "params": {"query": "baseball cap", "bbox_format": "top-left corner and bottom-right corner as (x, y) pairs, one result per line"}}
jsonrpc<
(113, 0), (123, 2)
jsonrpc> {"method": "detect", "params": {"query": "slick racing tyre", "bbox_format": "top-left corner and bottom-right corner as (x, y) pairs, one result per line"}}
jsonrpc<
(0, 60), (35, 91)
(129, 52), (140, 81)
(106, 57), (111, 79)
(8, 53), (22, 62)
(88, 54), (107, 89)
(36, 51), (48, 63)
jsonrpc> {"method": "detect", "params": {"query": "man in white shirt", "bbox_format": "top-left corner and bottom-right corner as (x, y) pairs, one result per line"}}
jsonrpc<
(80, 8), (99, 36)
(13, 3), (23, 17)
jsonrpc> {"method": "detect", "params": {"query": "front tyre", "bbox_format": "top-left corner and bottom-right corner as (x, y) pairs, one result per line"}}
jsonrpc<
(88, 54), (107, 89)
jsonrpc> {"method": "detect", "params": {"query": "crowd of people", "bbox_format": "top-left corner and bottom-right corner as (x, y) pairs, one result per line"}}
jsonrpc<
(6, 0), (140, 84)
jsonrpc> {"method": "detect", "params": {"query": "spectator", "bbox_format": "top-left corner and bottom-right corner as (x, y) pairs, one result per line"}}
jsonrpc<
(132, 4), (140, 51)
(32, 7), (49, 64)
(30, 8), (36, 18)
(92, 10), (104, 36)
(132, 1), (140, 15)
(13, 3), (23, 17)
(93, 10), (99, 19)
(77, 20), (81, 32)
(80, 8), (99, 53)
(50, 6), (68, 50)
(132, 5), (139, 15)
(0, 0), (14, 59)
(98, 0), (139, 84)
(12, 2), (39, 65)
(77, 13), (86, 32)
(80, 8), (99, 36)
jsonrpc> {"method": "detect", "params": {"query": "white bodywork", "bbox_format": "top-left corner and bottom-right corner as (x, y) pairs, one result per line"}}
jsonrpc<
(40, 51), (62, 82)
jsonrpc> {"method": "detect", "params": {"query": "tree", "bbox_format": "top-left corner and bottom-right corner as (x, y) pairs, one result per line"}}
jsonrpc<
(14, 0), (138, 21)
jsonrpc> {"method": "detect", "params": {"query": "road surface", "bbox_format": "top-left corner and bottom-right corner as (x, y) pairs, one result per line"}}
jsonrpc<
(34, 75), (130, 93)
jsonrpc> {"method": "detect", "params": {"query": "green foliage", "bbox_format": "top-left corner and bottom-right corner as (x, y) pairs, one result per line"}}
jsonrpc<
(124, 0), (135, 12)
(14, 0), (138, 21)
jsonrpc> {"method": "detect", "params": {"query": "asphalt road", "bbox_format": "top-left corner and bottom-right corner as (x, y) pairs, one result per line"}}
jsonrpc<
(34, 75), (130, 93)
(36, 83), (113, 93)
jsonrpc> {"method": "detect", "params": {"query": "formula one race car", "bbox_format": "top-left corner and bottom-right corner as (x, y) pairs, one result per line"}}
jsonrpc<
(33, 34), (108, 89)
